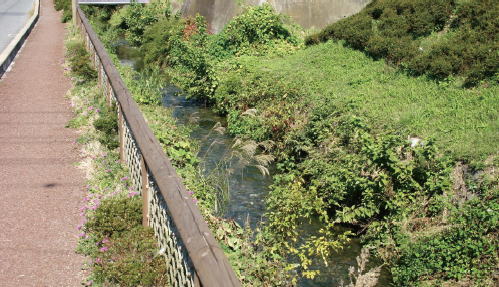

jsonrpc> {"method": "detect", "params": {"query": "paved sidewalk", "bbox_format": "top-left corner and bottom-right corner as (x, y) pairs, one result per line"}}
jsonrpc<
(0, 0), (84, 286)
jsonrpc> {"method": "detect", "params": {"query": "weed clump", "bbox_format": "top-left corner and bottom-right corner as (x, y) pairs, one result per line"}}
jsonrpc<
(92, 226), (169, 287)
(85, 196), (142, 239)
(93, 106), (119, 150)
(66, 39), (97, 83)
(54, 0), (72, 23)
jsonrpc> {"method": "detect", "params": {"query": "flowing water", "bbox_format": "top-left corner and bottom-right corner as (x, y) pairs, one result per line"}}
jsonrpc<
(116, 44), (391, 287)
(162, 85), (273, 228)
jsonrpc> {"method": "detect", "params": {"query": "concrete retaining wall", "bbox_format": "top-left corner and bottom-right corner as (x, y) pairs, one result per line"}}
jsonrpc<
(0, 0), (40, 78)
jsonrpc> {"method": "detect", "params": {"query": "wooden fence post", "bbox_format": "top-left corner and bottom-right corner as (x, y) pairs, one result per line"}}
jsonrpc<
(141, 158), (149, 226)
(72, 0), (77, 25)
(118, 107), (125, 163)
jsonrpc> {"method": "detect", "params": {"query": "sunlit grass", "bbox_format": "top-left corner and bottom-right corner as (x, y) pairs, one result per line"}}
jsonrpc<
(228, 40), (498, 161)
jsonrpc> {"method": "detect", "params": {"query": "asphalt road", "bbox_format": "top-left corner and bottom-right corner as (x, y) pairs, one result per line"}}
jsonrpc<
(0, 0), (35, 53)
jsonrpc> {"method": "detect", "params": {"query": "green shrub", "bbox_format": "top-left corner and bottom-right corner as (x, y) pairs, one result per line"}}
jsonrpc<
(139, 4), (299, 101)
(93, 106), (119, 150)
(81, 196), (168, 287)
(66, 40), (97, 83)
(213, 4), (298, 55)
(85, 196), (142, 239)
(119, 2), (169, 46)
(54, 0), (72, 22)
(141, 17), (184, 69)
(92, 227), (169, 287)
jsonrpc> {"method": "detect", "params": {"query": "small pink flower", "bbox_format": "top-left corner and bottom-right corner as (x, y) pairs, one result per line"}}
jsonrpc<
(120, 176), (129, 181)
(192, 198), (198, 204)
(99, 246), (109, 252)
(128, 191), (139, 198)
(102, 237), (110, 244)
(77, 224), (83, 230)
(94, 258), (102, 264)
(105, 169), (112, 173)
(78, 232), (86, 238)
(88, 106), (94, 111)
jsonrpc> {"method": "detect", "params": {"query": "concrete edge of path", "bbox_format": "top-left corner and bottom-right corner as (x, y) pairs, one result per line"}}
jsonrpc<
(0, 0), (40, 79)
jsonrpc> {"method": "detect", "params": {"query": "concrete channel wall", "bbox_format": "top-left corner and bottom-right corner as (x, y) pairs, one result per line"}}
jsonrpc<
(0, 0), (40, 78)
(172, 0), (371, 33)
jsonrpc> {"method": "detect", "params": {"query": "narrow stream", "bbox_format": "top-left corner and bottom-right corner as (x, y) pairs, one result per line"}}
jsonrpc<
(162, 85), (273, 228)
(116, 45), (391, 287)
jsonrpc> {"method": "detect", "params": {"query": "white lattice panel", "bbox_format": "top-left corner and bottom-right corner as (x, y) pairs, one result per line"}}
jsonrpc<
(122, 118), (143, 193)
(148, 178), (196, 287)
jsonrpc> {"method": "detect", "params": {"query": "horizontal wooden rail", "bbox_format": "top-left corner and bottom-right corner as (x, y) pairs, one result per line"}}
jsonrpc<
(75, 6), (240, 287)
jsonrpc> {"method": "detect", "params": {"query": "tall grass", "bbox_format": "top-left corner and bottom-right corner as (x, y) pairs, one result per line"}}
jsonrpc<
(215, 40), (498, 162)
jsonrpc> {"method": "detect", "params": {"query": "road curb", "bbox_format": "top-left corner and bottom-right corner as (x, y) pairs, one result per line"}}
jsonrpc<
(0, 0), (40, 78)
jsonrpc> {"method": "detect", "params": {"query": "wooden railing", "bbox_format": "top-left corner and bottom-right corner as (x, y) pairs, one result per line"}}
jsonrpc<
(75, 6), (240, 287)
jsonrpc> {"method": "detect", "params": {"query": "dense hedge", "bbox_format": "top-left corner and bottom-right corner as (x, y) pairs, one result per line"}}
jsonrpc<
(306, 0), (498, 87)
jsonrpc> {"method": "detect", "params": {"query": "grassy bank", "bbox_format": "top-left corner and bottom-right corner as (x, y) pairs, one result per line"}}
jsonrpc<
(80, 1), (498, 286)
(215, 41), (498, 161)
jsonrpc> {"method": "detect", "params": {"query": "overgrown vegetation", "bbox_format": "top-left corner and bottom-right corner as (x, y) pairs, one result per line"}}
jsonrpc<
(306, 0), (498, 87)
(66, 39), (97, 83)
(54, 0), (72, 22)
(79, 1), (498, 286)
(65, 25), (169, 286)
(66, 6), (292, 285)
